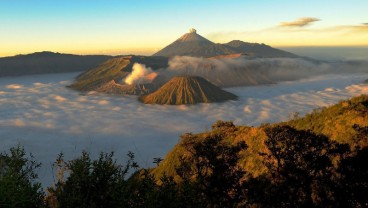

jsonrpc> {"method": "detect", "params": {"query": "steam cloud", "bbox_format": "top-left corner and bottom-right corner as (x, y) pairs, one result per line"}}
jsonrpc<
(124, 63), (157, 85)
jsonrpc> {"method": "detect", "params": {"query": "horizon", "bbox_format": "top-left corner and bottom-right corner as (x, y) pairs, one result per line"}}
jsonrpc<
(1, 0), (368, 57)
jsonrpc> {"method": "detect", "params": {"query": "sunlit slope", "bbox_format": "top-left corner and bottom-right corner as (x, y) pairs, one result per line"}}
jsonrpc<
(139, 76), (238, 105)
(286, 95), (368, 145)
(69, 56), (168, 92)
(152, 95), (368, 179)
(70, 56), (131, 91)
(153, 29), (298, 58)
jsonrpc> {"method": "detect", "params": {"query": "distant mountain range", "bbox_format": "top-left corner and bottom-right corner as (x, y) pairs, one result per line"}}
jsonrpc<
(3, 29), (306, 105)
(153, 29), (298, 58)
(69, 29), (305, 105)
(0, 51), (111, 77)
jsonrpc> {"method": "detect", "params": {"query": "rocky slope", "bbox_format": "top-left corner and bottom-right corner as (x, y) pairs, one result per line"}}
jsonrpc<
(153, 29), (298, 58)
(139, 76), (237, 105)
(69, 55), (168, 94)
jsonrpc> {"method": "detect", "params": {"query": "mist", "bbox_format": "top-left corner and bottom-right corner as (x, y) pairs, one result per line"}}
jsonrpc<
(127, 56), (368, 87)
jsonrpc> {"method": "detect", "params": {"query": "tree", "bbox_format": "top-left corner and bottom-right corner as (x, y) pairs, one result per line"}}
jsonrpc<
(251, 125), (349, 207)
(337, 147), (368, 207)
(47, 151), (138, 208)
(175, 130), (248, 207)
(0, 145), (45, 208)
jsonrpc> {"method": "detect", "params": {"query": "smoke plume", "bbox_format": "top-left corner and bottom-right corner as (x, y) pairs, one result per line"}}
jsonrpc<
(124, 63), (157, 85)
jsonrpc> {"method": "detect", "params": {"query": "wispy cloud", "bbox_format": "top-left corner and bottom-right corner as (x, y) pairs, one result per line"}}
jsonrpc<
(279, 17), (320, 27)
(206, 20), (368, 46)
(337, 24), (368, 32)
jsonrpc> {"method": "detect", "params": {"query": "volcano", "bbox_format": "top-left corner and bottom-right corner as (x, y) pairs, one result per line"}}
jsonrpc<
(153, 29), (297, 58)
(153, 29), (234, 57)
(139, 76), (237, 105)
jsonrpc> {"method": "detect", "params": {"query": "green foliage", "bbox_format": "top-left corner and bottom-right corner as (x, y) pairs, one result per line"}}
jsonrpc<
(249, 126), (350, 207)
(175, 132), (248, 207)
(336, 147), (368, 207)
(0, 145), (45, 208)
(287, 94), (368, 146)
(47, 151), (138, 208)
(211, 120), (236, 130)
(1, 95), (367, 207)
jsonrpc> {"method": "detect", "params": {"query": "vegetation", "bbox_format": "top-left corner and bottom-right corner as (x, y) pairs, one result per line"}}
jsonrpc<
(1, 95), (367, 207)
(0, 145), (44, 208)
(287, 94), (368, 146)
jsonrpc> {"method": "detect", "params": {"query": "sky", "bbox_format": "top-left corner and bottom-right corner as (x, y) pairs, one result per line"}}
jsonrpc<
(0, 0), (367, 57)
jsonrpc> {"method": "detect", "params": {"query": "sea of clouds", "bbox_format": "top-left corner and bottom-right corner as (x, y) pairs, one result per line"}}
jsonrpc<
(0, 72), (368, 187)
(126, 57), (368, 87)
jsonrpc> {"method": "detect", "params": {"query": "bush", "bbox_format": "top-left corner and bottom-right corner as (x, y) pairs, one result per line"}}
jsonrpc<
(0, 145), (45, 208)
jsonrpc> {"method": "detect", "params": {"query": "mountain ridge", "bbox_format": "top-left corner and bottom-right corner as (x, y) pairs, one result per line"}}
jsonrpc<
(0, 51), (111, 77)
(153, 29), (298, 58)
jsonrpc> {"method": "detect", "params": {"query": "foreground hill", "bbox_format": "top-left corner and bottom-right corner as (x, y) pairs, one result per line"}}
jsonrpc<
(0, 51), (111, 77)
(153, 29), (298, 58)
(2, 95), (367, 207)
(286, 95), (368, 146)
(139, 76), (237, 105)
(153, 94), (368, 180)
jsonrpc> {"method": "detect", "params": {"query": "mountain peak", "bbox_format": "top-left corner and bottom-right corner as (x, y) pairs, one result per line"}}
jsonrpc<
(177, 29), (212, 43)
(153, 29), (216, 57)
(153, 29), (298, 58)
(139, 76), (237, 105)
(189, 28), (197, 33)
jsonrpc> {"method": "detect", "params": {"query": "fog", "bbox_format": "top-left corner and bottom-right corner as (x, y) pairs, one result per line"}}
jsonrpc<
(127, 56), (368, 87)
(280, 46), (368, 61)
(0, 72), (367, 187)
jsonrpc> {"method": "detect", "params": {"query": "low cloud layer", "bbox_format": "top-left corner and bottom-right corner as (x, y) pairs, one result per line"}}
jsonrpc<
(280, 17), (321, 27)
(0, 72), (367, 187)
(128, 56), (368, 87)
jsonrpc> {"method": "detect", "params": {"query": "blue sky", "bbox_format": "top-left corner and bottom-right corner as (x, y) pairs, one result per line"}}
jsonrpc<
(1, 0), (367, 56)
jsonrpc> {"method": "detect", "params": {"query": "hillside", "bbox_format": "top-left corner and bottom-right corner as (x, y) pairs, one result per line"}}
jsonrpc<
(95, 80), (156, 95)
(0, 51), (111, 77)
(152, 94), (368, 180)
(225, 40), (298, 58)
(153, 29), (298, 58)
(69, 55), (168, 93)
(286, 95), (368, 146)
(139, 76), (238, 105)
